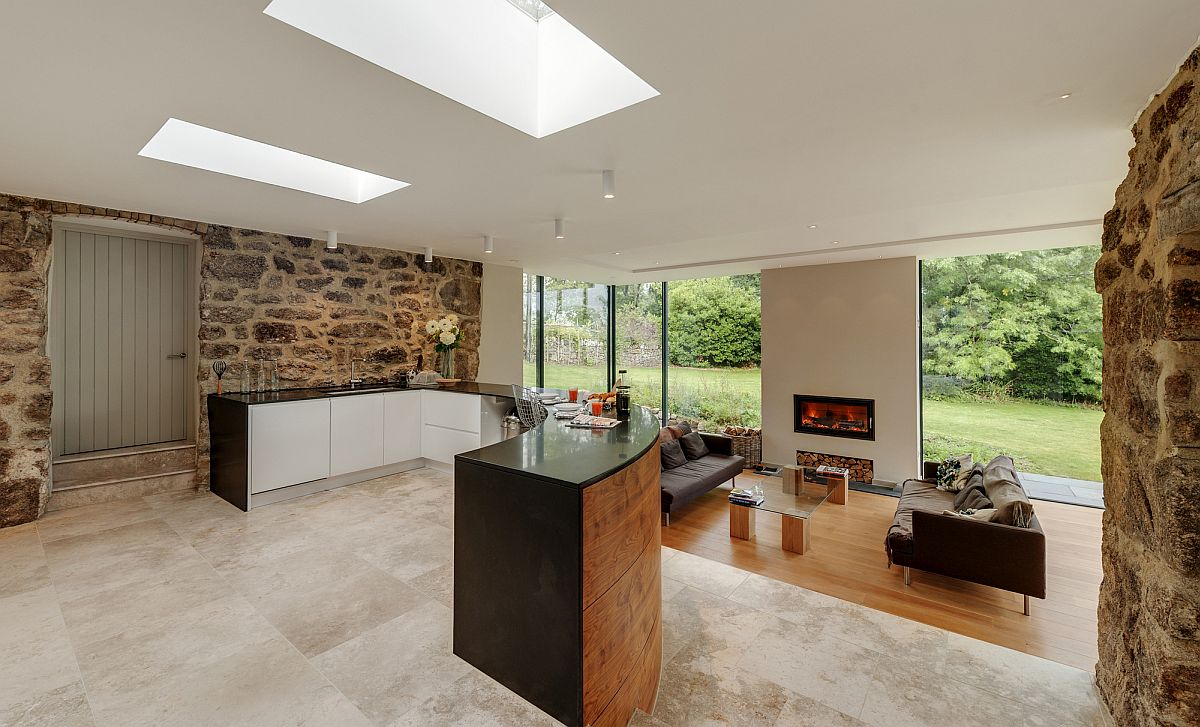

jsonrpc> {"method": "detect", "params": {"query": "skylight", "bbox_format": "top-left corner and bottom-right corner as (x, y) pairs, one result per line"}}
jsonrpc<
(138, 118), (409, 203)
(505, 0), (555, 21)
(263, 0), (659, 138)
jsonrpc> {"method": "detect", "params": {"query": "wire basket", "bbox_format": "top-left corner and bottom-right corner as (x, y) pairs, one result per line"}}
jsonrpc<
(512, 385), (549, 428)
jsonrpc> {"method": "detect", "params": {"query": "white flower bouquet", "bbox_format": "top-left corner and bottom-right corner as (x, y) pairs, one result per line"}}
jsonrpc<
(424, 315), (462, 378)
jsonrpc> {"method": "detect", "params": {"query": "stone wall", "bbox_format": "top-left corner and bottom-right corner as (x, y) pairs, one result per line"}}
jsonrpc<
(195, 228), (481, 485)
(0, 196), (53, 527)
(1094, 47), (1200, 727)
(0, 193), (483, 523)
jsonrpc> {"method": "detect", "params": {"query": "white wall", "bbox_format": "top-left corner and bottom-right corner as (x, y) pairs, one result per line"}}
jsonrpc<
(761, 257), (920, 484)
(477, 263), (524, 385)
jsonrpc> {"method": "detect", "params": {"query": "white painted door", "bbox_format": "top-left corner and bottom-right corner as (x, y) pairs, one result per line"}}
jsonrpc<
(50, 228), (192, 455)
(330, 394), (385, 476)
(250, 400), (331, 494)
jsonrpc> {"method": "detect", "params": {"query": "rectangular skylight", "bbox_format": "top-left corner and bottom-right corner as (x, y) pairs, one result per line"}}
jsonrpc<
(263, 0), (659, 138)
(137, 118), (409, 203)
(505, 0), (555, 21)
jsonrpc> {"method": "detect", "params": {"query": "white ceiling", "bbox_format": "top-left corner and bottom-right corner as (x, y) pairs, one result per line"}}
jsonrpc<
(1, 1), (1198, 283)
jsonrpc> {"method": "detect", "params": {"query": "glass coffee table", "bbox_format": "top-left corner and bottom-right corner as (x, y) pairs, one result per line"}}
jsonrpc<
(729, 466), (849, 554)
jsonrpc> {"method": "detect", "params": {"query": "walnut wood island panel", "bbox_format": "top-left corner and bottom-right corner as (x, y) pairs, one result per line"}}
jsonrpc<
(454, 405), (663, 727)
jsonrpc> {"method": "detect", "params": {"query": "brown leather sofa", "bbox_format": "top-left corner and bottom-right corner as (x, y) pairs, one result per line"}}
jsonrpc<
(885, 460), (1046, 614)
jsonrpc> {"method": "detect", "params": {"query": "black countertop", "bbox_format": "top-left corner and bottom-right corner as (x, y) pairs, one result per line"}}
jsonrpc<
(456, 404), (662, 490)
(210, 380), (518, 405)
(209, 381), (663, 490)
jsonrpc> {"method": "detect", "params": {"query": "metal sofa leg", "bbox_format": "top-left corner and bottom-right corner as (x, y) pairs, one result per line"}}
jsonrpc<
(903, 566), (911, 586)
(1023, 594), (1030, 616)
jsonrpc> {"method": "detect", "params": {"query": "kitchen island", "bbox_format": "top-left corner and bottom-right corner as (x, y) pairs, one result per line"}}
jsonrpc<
(454, 404), (663, 727)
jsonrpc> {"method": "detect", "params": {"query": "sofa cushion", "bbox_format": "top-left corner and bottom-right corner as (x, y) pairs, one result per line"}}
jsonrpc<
(679, 432), (710, 460)
(661, 439), (688, 470)
(936, 454), (973, 491)
(982, 456), (1034, 527)
(886, 479), (956, 557)
(660, 453), (746, 512)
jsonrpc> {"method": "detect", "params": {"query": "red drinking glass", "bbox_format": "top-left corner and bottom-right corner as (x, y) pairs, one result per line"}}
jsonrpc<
(591, 400), (603, 416)
(568, 387), (579, 403)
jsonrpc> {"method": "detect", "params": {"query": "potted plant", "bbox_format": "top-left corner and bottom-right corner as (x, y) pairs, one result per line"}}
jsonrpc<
(425, 314), (462, 379)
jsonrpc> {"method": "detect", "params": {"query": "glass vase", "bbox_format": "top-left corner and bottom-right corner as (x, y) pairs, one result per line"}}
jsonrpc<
(439, 349), (456, 379)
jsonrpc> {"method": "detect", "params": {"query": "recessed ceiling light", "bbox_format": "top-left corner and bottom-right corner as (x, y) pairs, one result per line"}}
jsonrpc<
(264, 0), (659, 138)
(831, 240), (840, 245)
(807, 224), (818, 229)
(138, 118), (409, 203)
(613, 251), (621, 255)
(1059, 92), (1072, 99)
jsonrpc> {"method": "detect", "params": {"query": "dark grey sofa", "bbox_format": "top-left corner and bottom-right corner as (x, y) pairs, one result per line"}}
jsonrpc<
(660, 430), (745, 524)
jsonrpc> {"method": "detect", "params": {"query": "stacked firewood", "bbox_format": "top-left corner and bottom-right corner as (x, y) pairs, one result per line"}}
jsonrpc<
(721, 426), (762, 437)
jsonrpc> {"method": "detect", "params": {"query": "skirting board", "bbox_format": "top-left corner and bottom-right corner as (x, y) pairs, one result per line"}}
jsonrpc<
(249, 458), (444, 509)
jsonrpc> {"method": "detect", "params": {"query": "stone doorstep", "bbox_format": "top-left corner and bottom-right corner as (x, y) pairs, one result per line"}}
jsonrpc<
(51, 468), (197, 492)
(52, 442), (197, 490)
(46, 470), (196, 512)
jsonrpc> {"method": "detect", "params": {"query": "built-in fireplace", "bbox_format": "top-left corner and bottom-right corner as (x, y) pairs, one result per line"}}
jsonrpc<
(794, 395), (875, 440)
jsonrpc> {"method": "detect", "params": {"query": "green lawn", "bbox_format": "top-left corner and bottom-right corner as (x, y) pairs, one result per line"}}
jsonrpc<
(922, 398), (1102, 482)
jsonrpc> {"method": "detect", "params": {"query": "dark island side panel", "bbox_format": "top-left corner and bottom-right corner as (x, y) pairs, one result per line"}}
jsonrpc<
(453, 459), (583, 727)
(207, 395), (249, 511)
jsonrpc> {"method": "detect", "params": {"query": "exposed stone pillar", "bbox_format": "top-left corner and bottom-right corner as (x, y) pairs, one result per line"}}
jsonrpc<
(0, 195), (53, 526)
(1094, 48), (1200, 727)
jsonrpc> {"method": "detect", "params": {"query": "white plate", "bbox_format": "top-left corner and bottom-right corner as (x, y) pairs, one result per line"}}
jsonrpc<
(556, 403), (583, 411)
(538, 394), (561, 401)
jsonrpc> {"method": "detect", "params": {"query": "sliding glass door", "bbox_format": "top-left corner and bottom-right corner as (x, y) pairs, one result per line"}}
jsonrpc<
(614, 282), (665, 417)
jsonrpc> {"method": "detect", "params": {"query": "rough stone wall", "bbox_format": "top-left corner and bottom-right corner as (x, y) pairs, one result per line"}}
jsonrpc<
(0, 193), (482, 523)
(0, 195), (53, 526)
(1094, 47), (1200, 727)
(195, 228), (481, 485)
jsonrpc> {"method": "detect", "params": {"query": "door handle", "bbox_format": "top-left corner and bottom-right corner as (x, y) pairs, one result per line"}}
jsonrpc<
(166, 352), (187, 359)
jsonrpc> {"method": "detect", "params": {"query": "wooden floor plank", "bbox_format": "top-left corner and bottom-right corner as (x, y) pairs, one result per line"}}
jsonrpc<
(660, 474), (1102, 672)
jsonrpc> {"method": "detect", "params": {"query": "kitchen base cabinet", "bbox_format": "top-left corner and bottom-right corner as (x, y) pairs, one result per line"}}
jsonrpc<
(331, 394), (385, 476)
(249, 399), (331, 495)
(422, 424), (481, 465)
(384, 391), (422, 464)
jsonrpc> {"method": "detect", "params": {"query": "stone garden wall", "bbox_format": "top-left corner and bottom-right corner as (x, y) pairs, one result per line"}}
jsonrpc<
(0, 193), (482, 524)
(1093, 46), (1200, 726)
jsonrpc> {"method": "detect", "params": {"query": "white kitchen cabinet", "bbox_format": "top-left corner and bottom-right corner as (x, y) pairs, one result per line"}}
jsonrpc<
(384, 391), (422, 464)
(330, 393), (385, 476)
(422, 424), (482, 465)
(422, 390), (481, 434)
(249, 399), (331, 494)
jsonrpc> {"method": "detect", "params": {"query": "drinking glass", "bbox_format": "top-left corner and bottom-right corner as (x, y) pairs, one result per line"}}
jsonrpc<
(568, 387), (579, 403)
(591, 400), (603, 416)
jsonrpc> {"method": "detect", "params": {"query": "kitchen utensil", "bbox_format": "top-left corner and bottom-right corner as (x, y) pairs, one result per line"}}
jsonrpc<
(211, 360), (228, 394)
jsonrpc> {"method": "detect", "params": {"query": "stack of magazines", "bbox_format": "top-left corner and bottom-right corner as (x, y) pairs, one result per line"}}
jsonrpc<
(565, 413), (621, 429)
(729, 487), (765, 506)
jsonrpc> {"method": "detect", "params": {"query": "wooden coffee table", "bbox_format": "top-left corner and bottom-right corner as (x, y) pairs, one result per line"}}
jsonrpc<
(729, 466), (848, 554)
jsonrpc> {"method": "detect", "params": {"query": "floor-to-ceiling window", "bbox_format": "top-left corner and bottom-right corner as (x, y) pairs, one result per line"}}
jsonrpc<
(614, 282), (665, 415)
(666, 274), (761, 431)
(540, 278), (609, 392)
(523, 273), (762, 430)
(522, 272), (540, 387)
(921, 246), (1103, 499)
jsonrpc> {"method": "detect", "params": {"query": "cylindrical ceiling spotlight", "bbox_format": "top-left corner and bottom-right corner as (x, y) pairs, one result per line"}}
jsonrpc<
(423, 246), (433, 263)
(554, 218), (565, 239)
(602, 169), (615, 199)
(325, 230), (338, 250)
(483, 235), (494, 254)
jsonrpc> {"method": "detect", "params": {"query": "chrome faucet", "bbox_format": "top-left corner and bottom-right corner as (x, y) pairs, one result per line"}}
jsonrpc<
(349, 357), (365, 387)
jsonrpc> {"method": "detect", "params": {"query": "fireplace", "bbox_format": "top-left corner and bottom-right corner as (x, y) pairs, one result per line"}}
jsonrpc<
(794, 395), (875, 440)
